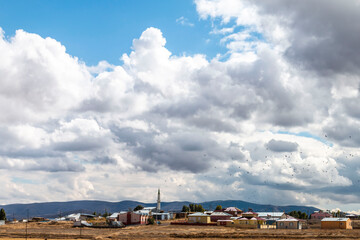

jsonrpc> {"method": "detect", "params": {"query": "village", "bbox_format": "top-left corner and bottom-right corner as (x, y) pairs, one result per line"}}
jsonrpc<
(1, 189), (359, 235)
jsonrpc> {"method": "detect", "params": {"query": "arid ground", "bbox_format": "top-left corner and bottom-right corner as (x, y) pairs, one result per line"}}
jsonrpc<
(1, 221), (360, 240)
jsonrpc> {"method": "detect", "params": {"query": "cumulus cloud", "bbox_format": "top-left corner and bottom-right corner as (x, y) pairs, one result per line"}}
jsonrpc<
(0, 0), (360, 212)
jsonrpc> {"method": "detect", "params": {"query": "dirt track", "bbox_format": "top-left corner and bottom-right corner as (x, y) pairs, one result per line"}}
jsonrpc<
(1, 221), (359, 240)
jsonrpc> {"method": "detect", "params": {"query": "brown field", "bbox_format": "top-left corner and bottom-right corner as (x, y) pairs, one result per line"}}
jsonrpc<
(1, 221), (360, 240)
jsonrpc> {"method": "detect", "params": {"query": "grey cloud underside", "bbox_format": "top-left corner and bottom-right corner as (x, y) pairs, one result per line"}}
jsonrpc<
(0, 157), (84, 172)
(266, 139), (298, 152)
(53, 138), (109, 152)
(258, 0), (360, 76)
(112, 125), (244, 172)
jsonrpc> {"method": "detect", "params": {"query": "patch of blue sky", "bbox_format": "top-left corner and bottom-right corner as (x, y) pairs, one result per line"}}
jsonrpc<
(12, 177), (35, 184)
(0, 0), (230, 65)
(247, 31), (266, 42)
(277, 131), (333, 147)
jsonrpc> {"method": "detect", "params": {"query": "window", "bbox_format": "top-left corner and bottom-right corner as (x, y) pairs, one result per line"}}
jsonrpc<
(280, 222), (284, 226)
(290, 222), (293, 226)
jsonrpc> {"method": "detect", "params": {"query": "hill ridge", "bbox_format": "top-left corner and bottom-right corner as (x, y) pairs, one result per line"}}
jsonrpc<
(0, 199), (319, 220)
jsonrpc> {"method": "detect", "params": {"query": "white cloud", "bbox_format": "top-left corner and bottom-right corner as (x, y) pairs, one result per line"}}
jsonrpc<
(0, 0), (360, 212)
(176, 16), (194, 27)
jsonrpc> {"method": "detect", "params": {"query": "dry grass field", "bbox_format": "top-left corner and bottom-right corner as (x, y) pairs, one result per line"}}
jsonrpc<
(1, 221), (360, 240)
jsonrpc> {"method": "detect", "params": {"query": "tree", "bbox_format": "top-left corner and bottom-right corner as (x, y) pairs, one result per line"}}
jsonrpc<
(134, 205), (144, 211)
(288, 210), (308, 219)
(102, 210), (110, 218)
(215, 205), (222, 211)
(189, 204), (195, 212)
(147, 216), (155, 225)
(0, 208), (6, 220)
(195, 204), (205, 212)
(181, 205), (190, 212)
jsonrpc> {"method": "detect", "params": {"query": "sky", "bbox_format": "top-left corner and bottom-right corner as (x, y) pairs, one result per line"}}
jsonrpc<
(0, 0), (360, 214)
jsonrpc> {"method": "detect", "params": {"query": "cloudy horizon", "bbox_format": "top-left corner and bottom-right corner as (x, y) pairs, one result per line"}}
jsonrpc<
(0, 0), (360, 213)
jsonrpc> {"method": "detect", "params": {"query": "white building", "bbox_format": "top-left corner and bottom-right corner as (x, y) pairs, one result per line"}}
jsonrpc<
(257, 212), (286, 219)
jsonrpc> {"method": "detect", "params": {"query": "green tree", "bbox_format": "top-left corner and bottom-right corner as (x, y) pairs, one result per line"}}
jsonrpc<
(0, 208), (6, 220)
(189, 204), (195, 212)
(147, 216), (155, 225)
(288, 210), (308, 219)
(181, 205), (190, 212)
(134, 205), (144, 211)
(195, 204), (205, 212)
(215, 205), (222, 211)
(300, 212), (308, 219)
(102, 210), (110, 218)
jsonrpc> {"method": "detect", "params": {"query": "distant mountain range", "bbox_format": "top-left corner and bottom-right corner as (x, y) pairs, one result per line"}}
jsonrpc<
(0, 200), (319, 220)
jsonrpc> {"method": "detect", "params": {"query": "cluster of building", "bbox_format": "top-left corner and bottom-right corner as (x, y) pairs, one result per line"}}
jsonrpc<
(1, 189), (358, 230)
(107, 189), (174, 226)
(310, 210), (357, 229)
(184, 208), (358, 230)
(186, 208), (301, 229)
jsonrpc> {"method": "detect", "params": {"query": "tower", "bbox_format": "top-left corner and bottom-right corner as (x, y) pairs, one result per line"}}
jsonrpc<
(156, 188), (161, 211)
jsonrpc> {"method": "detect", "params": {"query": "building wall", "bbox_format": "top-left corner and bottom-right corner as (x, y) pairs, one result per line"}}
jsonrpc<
(232, 221), (257, 229)
(118, 212), (147, 225)
(210, 215), (231, 222)
(217, 220), (233, 226)
(234, 219), (257, 225)
(321, 220), (352, 229)
(276, 221), (301, 229)
(311, 212), (332, 220)
(118, 213), (127, 224)
(224, 210), (239, 217)
(188, 216), (210, 224)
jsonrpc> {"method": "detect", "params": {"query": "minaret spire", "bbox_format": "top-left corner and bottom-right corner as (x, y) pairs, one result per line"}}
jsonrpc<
(157, 188), (161, 211)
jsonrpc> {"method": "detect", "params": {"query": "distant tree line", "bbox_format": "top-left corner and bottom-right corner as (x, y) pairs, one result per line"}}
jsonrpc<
(181, 204), (205, 212)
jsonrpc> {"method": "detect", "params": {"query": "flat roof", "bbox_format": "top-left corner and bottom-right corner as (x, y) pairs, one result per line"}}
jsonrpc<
(188, 212), (209, 217)
(277, 219), (299, 222)
(257, 212), (285, 217)
(321, 218), (349, 222)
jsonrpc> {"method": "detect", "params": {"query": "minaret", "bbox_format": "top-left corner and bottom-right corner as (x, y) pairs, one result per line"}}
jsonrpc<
(156, 188), (161, 211)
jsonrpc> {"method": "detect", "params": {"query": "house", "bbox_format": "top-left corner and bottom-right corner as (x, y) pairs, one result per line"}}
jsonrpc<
(311, 211), (332, 220)
(223, 207), (243, 217)
(0, 220), (4, 226)
(117, 211), (148, 226)
(152, 212), (174, 221)
(107, 212), (120, 222)
(242, 211), (259, 219)
(321, 218), (352, 229)
(276, 219), (302, 229)
(233, 217), (258, 229)
(257, 212), (286, 220)
(188, 212), (211, 224)
(210, 212), (232, 222)
(345, 214), (358, 220)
